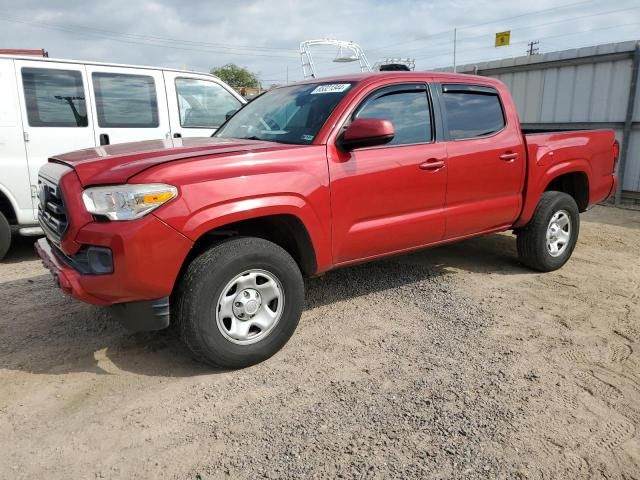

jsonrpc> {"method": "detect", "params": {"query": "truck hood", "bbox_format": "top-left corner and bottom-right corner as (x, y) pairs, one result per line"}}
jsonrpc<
(52, 137), (302, 185)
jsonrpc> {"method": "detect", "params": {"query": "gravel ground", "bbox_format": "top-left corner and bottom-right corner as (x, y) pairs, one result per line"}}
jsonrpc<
(0, 205), (638, 479)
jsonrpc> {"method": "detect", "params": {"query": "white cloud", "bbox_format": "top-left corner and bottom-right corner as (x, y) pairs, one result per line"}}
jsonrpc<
(0, 0), (637, 84)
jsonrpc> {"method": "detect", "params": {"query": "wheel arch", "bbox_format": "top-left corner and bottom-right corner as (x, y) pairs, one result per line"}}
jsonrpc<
(543, 170), (589, 212)
(0, 183), (19, 224)
(190, 213), (319, 277)
(515, 161), (592, 228)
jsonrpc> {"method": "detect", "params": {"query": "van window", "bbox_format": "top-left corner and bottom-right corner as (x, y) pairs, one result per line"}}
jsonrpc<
(22, 68), (88, 127)
(442, 88), (505, 139)
(355, 89), (432, 145)
(175, 78), (242, 128)
(92, 72), (159, 128)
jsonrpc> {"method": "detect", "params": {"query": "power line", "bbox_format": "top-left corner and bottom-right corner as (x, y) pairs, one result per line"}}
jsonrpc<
(426, 33), (639, 71)
(0, 13), (333, 61)
(367, 0), (601, 53)
(413, 20), (639, 61)
(397, 4), (640, 56)
(0, 12), (298, 53)
(315, 19), (640, 78)
(0, 16), (300, 59)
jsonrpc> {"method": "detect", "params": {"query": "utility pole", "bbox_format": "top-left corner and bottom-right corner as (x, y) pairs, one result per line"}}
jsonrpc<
(526, 41), (540, 56)
(453, 28), (457, 73)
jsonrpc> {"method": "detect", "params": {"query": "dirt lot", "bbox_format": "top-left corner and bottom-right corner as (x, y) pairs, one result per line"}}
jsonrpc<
(1, 205), (639, 479)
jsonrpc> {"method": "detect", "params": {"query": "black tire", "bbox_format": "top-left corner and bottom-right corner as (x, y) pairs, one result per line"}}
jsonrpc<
(0, 211), (11, 261)
(517, 191), (580, 272)
(175, 237), (304, 369)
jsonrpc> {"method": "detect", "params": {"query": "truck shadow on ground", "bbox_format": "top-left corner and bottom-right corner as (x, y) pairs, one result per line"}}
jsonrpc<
(0, 232), (529, 378)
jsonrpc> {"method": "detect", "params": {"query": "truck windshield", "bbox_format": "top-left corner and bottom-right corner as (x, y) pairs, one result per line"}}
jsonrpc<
(214, 82), (355, 145)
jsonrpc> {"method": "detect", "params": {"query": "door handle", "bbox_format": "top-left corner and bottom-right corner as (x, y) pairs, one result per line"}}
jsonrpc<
(99, 133), (110, 146)
(419, 158), (446, 171)
(499, 152), (519, 161)
(173, 132), (182, 138)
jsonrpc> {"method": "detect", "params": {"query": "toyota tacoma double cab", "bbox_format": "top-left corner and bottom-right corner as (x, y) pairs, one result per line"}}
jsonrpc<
(35, 72), (619, 368)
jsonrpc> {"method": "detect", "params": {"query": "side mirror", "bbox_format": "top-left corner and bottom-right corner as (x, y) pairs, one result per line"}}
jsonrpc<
(225, 108), (239, 120)
(337, 118), (395, 151)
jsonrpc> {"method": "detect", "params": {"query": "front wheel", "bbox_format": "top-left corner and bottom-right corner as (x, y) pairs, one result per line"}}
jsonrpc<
(517, 191), (580, 272)
(175, 237), (304, 369)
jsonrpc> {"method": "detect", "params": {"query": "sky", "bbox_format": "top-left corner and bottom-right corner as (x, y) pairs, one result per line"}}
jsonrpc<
(0, 0), (638, 86)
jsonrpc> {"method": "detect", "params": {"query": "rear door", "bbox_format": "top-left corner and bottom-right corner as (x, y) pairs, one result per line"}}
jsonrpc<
(328, 83), (448, 263)
(163, 71), (244, 138)
(437, 84), (526, 238)
(85, 65), (170, 146)
(15, 59), (96, 214)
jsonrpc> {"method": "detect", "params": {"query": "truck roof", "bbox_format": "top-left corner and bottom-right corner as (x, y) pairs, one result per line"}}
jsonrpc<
(296, 71), (502, 86)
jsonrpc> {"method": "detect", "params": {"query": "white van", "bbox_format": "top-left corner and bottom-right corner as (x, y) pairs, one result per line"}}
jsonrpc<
(0, 55), (246, 259)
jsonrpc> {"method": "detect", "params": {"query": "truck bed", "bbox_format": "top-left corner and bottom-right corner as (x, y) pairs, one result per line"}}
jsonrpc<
(515, 128), (617, 228)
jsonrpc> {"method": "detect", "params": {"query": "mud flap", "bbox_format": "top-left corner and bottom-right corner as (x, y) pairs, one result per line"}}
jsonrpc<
(109, 297), (170, 332)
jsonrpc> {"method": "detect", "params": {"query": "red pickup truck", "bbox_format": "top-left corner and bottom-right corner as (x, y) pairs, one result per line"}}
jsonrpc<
(35, 72), (618, 368)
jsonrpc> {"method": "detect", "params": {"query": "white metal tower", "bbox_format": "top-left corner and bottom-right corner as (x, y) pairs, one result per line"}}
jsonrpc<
(300, 39), (372, 79)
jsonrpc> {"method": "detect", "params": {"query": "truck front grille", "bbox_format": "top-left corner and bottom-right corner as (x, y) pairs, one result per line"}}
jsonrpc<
(38, 176), (68, 241)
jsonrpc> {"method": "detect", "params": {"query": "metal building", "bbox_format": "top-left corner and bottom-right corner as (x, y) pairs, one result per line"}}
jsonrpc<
(447, 41), (640, 204)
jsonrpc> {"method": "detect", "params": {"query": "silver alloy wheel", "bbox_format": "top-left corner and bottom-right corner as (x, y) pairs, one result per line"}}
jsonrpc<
(546, 209), (571, 257)
(215, 269), (285, 345)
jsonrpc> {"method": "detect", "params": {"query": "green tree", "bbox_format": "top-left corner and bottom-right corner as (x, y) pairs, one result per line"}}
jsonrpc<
(211, 63), (260, 89)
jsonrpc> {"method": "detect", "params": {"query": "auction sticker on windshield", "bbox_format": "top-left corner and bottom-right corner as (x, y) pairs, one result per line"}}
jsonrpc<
(310, 84), (351, 94)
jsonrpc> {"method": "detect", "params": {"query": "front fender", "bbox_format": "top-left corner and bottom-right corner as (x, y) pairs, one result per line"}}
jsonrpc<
(156, 193), (332, 273)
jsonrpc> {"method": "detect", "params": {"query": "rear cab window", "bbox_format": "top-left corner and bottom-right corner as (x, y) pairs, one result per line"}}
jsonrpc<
(92, 72), (159, 128)
(441, 84), (505, 140)
(21, 67), (88, 127)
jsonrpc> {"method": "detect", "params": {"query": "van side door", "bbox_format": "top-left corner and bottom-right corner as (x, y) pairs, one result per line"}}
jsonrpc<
(163, 72), (244, 138)
(85, 65), (170, 146)
(0, 58), (32, 225)
(437, 84), (526, 238)
(15, 60), (96, 217)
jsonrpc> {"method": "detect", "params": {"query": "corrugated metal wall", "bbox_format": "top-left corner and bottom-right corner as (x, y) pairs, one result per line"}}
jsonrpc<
(451, 41), (640, 198)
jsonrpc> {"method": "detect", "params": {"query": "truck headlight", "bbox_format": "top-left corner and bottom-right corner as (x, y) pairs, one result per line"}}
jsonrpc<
(82, 184), (178, 221)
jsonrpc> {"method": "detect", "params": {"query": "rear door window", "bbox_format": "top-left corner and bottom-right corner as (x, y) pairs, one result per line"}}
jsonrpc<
(354, 86), (432, 146)
(21, 67), (88, 127)
(441, 85), (505, 139)
(92, 72), (159, 128)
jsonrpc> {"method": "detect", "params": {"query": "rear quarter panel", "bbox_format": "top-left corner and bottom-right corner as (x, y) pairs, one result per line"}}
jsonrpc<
(515, 129), (616, 228)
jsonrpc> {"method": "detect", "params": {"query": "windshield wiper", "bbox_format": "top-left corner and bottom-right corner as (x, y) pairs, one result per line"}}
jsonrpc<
(231, 136), (302, 145)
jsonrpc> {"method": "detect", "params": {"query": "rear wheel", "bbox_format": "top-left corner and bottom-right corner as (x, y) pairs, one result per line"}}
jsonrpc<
(517, 191), (580, 272)
(0, 211), (11, 261)
(175, 237), (304, 369)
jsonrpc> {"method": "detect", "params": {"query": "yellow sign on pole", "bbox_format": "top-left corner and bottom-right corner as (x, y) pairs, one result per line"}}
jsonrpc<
(495, 31), (511, 47)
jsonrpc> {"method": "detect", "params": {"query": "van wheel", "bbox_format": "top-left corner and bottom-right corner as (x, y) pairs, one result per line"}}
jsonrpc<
(175, 237), (304, 369)
(517, 191), (580, 272)
(0, 211), (11, 261)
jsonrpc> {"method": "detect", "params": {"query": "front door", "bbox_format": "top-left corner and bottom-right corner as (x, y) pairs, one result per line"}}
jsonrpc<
(328, 84), (448, 264)
(16, 60), (96, 214)
(85, 65), (170, 146)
